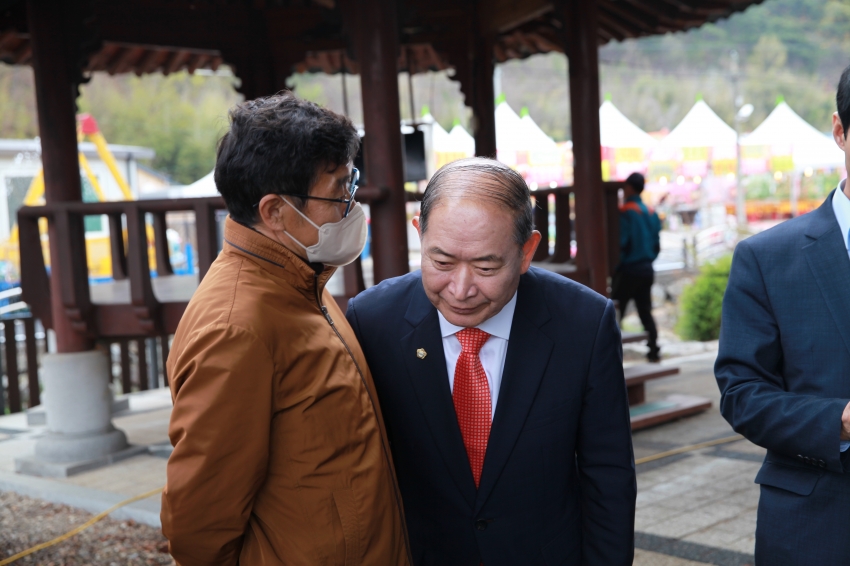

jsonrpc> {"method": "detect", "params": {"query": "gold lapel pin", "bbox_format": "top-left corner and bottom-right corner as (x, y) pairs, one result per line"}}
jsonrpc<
(416, 348), (427, 360)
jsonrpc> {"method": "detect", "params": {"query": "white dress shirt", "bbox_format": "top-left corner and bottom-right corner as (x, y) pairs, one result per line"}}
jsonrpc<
(833, 183), (850, 452)
(438, 292), (517, 420)
(834, 181), (850, 262)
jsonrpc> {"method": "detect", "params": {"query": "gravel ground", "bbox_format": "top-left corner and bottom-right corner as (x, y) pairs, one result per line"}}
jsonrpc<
(0, 491), (174, 565)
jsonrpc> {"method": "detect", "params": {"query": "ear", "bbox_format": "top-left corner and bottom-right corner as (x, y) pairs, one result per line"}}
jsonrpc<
(519, 230), (542, 274)
(412, 215), (422, 238)
(833, 112), (846, 151)
(257, 194), (287, 232)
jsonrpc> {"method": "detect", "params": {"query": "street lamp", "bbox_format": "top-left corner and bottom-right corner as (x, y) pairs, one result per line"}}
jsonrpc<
(731, 49), (753, 229)
(734, 103), (754, 228)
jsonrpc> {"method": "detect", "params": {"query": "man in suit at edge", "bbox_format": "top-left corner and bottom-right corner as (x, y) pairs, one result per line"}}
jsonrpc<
(346, 158), (636, 565)
(715, 65), (850, 564)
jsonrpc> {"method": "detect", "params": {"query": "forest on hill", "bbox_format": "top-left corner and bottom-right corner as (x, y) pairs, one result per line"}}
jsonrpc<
(0, 0), (848, 184)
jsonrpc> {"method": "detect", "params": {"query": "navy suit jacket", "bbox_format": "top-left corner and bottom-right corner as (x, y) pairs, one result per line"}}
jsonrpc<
(346, 267), (636, 566)
(716, 191), (850, 564)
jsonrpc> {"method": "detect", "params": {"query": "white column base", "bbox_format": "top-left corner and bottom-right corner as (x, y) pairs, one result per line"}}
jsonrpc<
(16, 349), (139, 477)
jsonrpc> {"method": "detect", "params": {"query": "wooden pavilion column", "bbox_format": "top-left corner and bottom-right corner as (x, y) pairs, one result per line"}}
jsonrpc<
(471, 34), (497, 158)
(351, 0), (408, 283)
(28, 0), (93, 353)
(561, 0), (609, 295)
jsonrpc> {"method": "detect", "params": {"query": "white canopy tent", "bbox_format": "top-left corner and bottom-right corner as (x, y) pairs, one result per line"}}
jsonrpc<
(599, 100), (657, 150)
(423, 114), (473, 172)
(741, 102), (843, 171)
(495, 102), (558, 153)
(660, 100), (737, 150)
(182, 170), (219, 197)
(519, 114), (559, 152)
(495, 101), (527, 159)
(447, 124), (476, 156)
(138, 170), (219, 199)
(422, 113), (451, 152)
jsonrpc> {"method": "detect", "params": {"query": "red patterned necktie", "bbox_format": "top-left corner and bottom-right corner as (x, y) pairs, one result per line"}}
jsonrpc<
(453, 327), (492, 489)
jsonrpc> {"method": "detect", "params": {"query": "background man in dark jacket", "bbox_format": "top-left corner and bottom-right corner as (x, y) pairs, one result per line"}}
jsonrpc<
(347, 158), (636, 565)
(714, 65), (850, 564)
(613, 172), (662, 362)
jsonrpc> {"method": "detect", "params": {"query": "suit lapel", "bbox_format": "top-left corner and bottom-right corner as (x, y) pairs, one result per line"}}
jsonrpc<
(804, 192), (850, 358)
(475, 271), (553, 514)
(400, 283), (478, 507)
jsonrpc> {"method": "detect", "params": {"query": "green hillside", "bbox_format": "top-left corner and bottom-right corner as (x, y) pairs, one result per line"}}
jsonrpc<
(504, 0), (850, 140)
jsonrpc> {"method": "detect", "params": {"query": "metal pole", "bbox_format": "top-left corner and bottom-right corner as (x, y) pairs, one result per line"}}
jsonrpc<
(731, 49), (747, 229)
(341, 71), (350, 117)
(146, 337), (159, 389)
(407, 48), (416, 123)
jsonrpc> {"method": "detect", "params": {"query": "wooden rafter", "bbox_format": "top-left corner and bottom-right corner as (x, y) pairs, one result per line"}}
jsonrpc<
(111, 46), (147, 75)
(164, 50), (190, 75)
(595, 10), (633, 41)
(601, 1), (662, 34)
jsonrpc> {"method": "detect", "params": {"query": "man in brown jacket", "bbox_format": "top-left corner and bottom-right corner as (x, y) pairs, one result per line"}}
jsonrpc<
(162, 93), (410, 566)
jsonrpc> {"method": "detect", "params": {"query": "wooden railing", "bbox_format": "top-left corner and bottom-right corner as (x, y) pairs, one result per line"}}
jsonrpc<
(18, 197), (226, 338)
(109, 335), (172, 393)
(0, 314), (43, 414)
(483, 181), (624, 288)
(8, 183), (625, 408)
(0, 312), (174, 413)
(17, 182), (624, 340)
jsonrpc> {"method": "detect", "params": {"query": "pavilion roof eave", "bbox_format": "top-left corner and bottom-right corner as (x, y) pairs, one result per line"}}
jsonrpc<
(0, 0), (766, 78)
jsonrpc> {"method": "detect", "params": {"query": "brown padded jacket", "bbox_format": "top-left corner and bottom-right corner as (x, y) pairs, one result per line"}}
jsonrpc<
(162, 217), (410, 566)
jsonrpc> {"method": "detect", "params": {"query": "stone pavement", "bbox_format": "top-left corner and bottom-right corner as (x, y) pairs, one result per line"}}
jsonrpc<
(631, 352), (762, 565)
(0, 349), (764, 565)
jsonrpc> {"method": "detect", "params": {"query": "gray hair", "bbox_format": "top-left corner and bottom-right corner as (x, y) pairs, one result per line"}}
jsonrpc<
(419, 157), (534, 246)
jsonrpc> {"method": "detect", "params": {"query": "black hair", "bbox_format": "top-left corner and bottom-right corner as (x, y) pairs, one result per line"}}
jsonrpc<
(419, 157), (534, 247)
(837, 64), (850, 138)
(625, 172), (645, 194)
(214, 91), (360, 224)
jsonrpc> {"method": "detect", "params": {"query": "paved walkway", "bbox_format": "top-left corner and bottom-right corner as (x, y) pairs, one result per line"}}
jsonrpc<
(0, 350), (761, 566)
(631, 353), (761, 565)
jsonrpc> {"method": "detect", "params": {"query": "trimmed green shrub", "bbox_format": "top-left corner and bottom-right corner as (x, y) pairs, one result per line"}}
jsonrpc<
(677, 255), (733, 341)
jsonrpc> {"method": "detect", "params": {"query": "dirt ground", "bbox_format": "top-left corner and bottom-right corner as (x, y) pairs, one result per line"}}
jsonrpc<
(0, 491), (173, 566)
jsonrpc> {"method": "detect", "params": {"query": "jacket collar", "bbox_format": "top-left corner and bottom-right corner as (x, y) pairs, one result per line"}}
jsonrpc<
(802, 190), (850, 357)
(803, 189), (841, 240)
(222, 216), (335, 295)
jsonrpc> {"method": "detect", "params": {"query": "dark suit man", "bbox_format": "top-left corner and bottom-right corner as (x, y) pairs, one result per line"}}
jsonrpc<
(347, 158), (636, 565)
(715, 66), (850, 565)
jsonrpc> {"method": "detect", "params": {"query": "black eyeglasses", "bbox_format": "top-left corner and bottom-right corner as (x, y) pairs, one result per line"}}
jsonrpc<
(255, 168), (360, 217)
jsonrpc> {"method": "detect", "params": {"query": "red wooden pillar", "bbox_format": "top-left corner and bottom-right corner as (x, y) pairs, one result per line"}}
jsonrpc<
(562, 0), (609, 295)
(27, 0), (93, 353)
(472, 35), (497, 158)
(352, 0), (408, 283)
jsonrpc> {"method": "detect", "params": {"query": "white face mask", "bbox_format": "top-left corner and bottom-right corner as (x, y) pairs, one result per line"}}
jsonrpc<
(282, 198), (367, 267)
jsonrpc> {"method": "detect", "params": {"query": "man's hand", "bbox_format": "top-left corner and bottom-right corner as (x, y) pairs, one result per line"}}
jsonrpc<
(842, 401), (850, 441)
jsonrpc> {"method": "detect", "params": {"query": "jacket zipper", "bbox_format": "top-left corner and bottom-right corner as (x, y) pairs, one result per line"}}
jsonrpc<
(313, 274), (414, 565)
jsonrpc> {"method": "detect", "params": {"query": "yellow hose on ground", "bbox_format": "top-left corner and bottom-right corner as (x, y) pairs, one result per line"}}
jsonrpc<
(0, 486), (164, 566)
(635, 434), (744, 465)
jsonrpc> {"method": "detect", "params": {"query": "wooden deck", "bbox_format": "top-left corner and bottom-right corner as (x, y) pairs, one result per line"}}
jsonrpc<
(90, 275), (199, 305)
